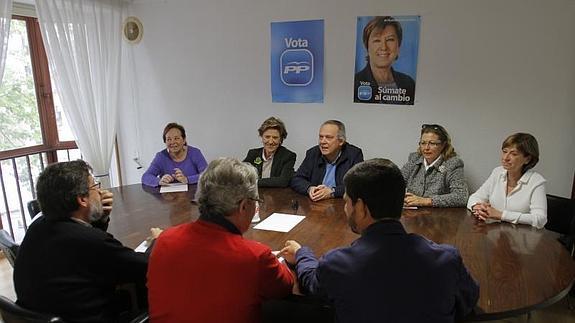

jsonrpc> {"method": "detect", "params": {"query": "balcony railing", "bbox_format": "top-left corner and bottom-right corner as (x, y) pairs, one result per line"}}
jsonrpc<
(0, 148), (81, 242)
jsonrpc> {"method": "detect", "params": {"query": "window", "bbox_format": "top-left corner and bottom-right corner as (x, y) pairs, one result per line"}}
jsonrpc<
(0, 15), (78, 241)
(0, 15), (77, 159)
(0, 18), (43, 151)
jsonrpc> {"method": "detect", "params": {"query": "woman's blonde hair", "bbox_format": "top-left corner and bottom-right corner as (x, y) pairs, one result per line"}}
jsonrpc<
(417, 124), (457, 160)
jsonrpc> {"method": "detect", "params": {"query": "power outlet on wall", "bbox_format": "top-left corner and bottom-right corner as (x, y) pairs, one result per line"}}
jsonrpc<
(133, 157), (143, 169)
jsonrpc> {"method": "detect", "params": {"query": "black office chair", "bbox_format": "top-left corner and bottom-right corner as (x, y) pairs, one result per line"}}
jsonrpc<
(129, 311), (149, 323)
(0, 296), (64, 323)
(0, 295), (148, 323)
(545, 194), (575, 256)
(0, 230), (19, 267)
(26, 200), (41, 220)
(544, 194), (575, 304)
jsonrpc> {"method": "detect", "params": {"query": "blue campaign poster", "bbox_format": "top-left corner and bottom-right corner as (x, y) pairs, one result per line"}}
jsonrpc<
(271, 19), (324, 103)
(353, 16), (421, 106)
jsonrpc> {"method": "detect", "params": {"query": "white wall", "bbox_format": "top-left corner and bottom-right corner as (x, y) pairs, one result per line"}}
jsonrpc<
(117, 0), (575, 197)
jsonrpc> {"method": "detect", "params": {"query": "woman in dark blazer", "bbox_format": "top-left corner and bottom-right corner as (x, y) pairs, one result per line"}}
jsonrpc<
(243, 117), (296, 187)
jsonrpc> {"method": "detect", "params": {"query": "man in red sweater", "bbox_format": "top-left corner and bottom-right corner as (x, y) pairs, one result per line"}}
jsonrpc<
(148, 157), (294, 323)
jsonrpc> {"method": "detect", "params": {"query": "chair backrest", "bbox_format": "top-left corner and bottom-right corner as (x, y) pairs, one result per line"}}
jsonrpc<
(0, 296), (65, 323)
(545, 194), (575, 256)
(27, 200), (41, 220)
(129, 311), (149, 323)
(0, 230), (19, 267)
(545, 194), (575, 235)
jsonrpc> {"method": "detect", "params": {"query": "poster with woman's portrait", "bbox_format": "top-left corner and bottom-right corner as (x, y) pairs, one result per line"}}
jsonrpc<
(354, 16), (420, 105)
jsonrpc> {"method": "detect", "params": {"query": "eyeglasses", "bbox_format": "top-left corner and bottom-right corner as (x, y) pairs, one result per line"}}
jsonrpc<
(89, 181), (101, 190)
(419, 141), (443, 148)
(249, 197), (264, 204)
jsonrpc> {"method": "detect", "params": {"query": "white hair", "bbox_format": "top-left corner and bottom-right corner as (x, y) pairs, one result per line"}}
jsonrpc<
(195, 158), (259, 218)
(322, 120), (346, 141)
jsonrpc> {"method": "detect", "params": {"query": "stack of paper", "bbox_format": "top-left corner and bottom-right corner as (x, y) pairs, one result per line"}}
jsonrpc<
(159, 183), (188, 193)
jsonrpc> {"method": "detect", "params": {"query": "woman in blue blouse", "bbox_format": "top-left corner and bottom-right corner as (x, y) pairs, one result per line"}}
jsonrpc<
(142, 123), (207, 187)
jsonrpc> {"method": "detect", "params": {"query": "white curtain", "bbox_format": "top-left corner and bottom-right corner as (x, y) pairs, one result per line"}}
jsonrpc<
(0, 0), (12, 85)
(35, 0), (125, 186)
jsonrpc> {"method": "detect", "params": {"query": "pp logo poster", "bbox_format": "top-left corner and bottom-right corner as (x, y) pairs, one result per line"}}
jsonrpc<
(271, 20), (324, 103)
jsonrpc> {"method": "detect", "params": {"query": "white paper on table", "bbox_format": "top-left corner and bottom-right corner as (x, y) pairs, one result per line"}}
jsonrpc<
(403, 206), (418, 210)
(159, 183), (188, 193)
(253, 213), (305, 233)
(134, 240), (148, 253)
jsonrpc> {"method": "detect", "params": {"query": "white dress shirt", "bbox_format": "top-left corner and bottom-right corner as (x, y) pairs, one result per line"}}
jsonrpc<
(261, 150), (274, 179)
(423, 156), (441, 172)
(467, 166), (547, 229)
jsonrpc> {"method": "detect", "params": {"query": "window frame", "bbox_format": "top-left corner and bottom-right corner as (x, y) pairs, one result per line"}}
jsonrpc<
(0, 15), (77, 162)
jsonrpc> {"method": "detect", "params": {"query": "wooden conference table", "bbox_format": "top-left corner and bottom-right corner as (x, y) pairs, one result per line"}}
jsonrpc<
(107, 184), (575, 321)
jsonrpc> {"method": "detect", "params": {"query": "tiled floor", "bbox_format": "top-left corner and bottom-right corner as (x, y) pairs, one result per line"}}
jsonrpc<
(0, 255), (573, 322)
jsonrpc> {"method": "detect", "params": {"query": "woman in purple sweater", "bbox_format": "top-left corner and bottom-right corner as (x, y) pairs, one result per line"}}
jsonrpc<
(142, 123), (208, 187)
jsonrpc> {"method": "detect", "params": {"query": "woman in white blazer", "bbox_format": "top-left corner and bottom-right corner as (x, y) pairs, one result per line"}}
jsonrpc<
(467, 133), (547, 229)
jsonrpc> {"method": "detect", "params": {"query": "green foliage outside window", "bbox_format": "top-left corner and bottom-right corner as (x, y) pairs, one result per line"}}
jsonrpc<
(0, 19), (42, 152)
